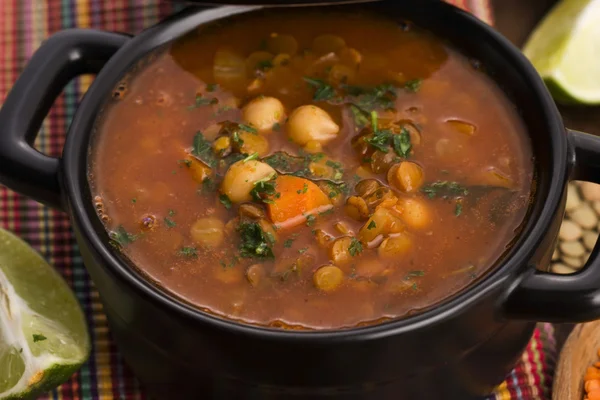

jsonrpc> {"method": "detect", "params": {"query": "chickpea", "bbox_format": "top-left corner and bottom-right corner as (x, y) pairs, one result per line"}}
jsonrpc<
(266, 34), (298, 56)
(313, 265), (344, 292)
(214, 265), (243, 284)
(220, 160), (276, 203)
(213, 136), (232, 157)
(235, 132), (270, 157)
(287, 105), (339, 146)
(187, 158), (212, 183)
(345, 196), (370, 221)
(378, 233), (413, 259)
(246, 264), (265, 287)
(304, 140), (323, 154)
(312, 34), (346, 55)
(213, 48), (247, 90)
(330, 236), (353, 265)
(396, 197), (432, 230)
(328, 64), (355, 85)
(359, 207), (404, 244)
(388, 162), (424, 193)
(190, 217), (225, 248)
(242, 97), (285, 133)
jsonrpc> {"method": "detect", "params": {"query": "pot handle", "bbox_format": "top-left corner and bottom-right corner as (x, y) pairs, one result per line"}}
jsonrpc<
(0, 29), (129, 210)
(502, 129), (600, 322)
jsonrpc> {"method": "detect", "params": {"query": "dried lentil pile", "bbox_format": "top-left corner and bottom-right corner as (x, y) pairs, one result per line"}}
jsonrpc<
(551, 182), (600, 274)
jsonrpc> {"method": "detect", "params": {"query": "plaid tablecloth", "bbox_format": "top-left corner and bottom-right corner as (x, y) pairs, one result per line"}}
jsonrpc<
(0, 1), (556, 399)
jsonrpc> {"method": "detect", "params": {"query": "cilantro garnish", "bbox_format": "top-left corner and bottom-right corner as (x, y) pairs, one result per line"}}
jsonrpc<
(179, 247), (198, 258)
(421, 181), (469, 199)
(348, 238), (363, 256)
(191, 131), (217, 168)
(219, 194), (233, 209)
(238, 221), (275, 259)
(109, 225), (137, 247)
(303, 77), (336, 102)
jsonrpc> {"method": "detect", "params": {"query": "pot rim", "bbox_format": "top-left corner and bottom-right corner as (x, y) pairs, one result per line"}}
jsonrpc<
(63, 0), (567, 342)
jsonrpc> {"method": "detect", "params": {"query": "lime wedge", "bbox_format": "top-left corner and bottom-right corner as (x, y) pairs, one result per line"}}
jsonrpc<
(523, 0), (600, 104)
(0, 228), (89, 399)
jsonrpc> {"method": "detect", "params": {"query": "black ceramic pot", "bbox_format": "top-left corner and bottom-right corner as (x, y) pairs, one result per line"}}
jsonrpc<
(1, 2), (600, 399)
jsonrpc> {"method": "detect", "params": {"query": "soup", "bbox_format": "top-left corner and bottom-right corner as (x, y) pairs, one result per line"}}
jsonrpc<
(90, 10), (534, 329)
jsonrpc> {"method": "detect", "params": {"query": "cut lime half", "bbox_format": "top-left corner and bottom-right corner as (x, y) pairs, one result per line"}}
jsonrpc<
(523, 0), (600, 104)
(0, 228), (90, 399)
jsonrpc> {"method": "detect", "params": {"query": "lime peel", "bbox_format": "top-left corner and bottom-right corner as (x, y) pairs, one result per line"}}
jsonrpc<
(0, 228), (90, 399)
(523, 0), (600, 104)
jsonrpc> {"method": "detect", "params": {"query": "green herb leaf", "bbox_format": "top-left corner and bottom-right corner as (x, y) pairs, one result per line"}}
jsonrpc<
(109, 225), (137, 247)
(238, 221), (275, 259)
(131, 198), (137, 204)
(392, 127), (412, 158)
(370, 110), (379, 132)
(191, 131), (217, 168)
(168, 209), (176, 216)
(298, 247), (308, 254)
(304, 76), (336, 101)
(421, 181), (469, 199)
(272, 122), (281, 132)
(179, 246), (198, 258)
(200, 177), (217, 194)
(238, 123), (257, 134)
(367, 220), (377, 230)
(219, 194), (233, 209)
(283, 238), (294, 248)
(349, 105), (369, 128)
(243, 153), (260, 163)
(306, 214), (316, 227)
(232, 131), (244, 147)
(348, 238), (363, 256)
(344, 83), (397, 111)
(250, 173), (278, 204)
(405, 270), (425, 278)
(206, 83), (218, 92)
(297, 183), (309, 194)
(404, 79), (423, 93)
(454, 202), (463, 217)
(32, 334), (47, 343)
(178, 159), (192, 168)
(188, 94), (217, 110)
(364, 129), (393, 152)
(164, 217), (177, 228)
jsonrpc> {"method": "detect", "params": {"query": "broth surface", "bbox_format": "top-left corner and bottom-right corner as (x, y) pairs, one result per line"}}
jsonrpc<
(90, 10), (533, 329)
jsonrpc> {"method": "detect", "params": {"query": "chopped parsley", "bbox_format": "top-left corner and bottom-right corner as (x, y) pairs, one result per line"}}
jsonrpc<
(345, 83), (397, 111)
(239, 123), (257, 133)
(178, 159), (192, 168)
(283, 238), (295, 248)
(298, 247), (308, 254)
(178, 246), (198, 258)
(350, 104), (369, 128)
(421, 181), (469, 199)
(191, 131), (217, 168)
(219, 194), (233, 209)
(232, 131), (244, 147)
(404, 79), (423, 93)
(392, 127), (412, 158)
(367, 220), (377, 230)
(405, 270), (425, 278)
(131, 198), (137, 204)
(243, 152), (260, 163)
(187, 94), (217, 110)
(164, 217), (177, 228)
(32, 334), (47, 342)
(305, 214), (316, 227)
(238, 221), (275, 258)
(364, 129), (393, 152)
(297, 183), (309, 194)
(250, 173), (278, 204)
(272, 122), (281, 131)
(348, 238), (363, 256)
(168, 209), (176, 216)
(303, 77), (336, 102)
(200, 177), (217, 194)
(109, 225), (137, 247)
(455, 202), (463, 217)
(206, 83), (218, 92)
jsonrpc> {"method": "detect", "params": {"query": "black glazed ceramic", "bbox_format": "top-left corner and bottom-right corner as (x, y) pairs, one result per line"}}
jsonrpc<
(1, 1), (600, 399)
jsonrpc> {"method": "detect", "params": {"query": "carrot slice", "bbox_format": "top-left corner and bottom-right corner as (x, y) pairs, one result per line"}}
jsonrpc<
(267, 175), (332, 229)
